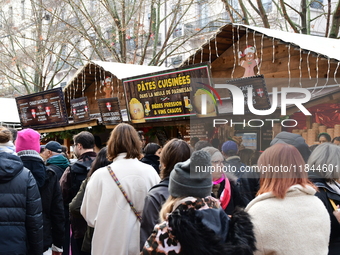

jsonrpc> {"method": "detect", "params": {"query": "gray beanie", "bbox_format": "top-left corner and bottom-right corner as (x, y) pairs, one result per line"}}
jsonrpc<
(169, 150), (212, 198)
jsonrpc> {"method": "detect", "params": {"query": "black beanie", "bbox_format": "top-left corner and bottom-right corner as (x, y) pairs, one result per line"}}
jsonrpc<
(169, 150), (212, 198)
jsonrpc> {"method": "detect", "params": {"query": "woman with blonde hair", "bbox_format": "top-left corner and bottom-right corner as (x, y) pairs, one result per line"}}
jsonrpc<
(246, 143), (330, 255)
(308, 142), (340, 255)
(81, 123), (160, 255)
(142, 150), (256, 255)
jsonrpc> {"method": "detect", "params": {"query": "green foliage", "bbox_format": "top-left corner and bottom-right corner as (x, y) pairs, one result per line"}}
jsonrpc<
(42, 125), (106, 141)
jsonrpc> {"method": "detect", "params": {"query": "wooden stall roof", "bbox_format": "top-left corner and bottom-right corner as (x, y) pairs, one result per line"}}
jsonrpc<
(181, 23), (340, 65)
(63, 61), (168, 96)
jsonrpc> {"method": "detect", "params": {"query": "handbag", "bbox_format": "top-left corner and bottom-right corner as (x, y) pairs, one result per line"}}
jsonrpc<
(107, 166), (142, 222)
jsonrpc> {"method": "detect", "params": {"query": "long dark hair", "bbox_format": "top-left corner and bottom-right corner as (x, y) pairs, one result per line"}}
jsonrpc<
(88, 147), (112, 177)
(160, 138), (192, 179)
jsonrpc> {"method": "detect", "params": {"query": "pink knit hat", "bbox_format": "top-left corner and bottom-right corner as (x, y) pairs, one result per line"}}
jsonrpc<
(15, 128), (41, 153)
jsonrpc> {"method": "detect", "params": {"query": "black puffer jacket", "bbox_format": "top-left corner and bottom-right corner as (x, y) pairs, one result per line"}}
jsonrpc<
(310, 175), (340, 255)
(0, 152), (43, 255)
(18, 151), (65, 252)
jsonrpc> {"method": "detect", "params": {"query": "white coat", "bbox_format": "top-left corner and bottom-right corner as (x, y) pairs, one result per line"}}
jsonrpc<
(245, 184), (330, 255)
(81, 153), (160, 255)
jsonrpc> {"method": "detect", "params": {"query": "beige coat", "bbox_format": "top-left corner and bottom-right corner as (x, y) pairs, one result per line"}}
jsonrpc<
(246, 185), (330, 255)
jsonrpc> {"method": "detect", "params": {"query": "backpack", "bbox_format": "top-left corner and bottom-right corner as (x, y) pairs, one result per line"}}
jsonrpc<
(46, 164), (65, 181)
(69, 155), (94, 200)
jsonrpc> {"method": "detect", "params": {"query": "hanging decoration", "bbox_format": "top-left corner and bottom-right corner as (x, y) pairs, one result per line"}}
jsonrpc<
(214, 32), (219, 58)
(315, 58), (330, 95)
(231, 25), (236, 79)
(102, 76), (113, 98)
(299, 47), (302, 87)
(238, 45), (260, 78)
(307, 51), (312, 80)
(192, 53), (196, 65)
(94, 64), (98, 100)
(237, 25), (240, 65)
(272, 37), (275, 63)
(253, 30), (258, 64)
(111, 75), (114, 97)
(334, 62), (340, 84)
(258, 34), (264, 74)
(208, 39), (212, 63)
(200, 46), (203, 63)
(311, 54), (320, 94)
(245, 27), (249, 50)
(82, 70), (85, 97)
(287, 44), (291, 87)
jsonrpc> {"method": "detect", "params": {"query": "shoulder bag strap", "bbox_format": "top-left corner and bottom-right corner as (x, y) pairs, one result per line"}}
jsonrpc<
(107, 166), (142, 222)
(323, 188), (338, 211)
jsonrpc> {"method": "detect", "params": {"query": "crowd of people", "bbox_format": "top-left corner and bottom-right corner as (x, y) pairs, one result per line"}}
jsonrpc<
(0, 124), (339, 255)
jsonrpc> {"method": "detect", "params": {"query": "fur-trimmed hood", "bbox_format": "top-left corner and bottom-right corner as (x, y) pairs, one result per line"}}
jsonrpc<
(142, 197), (256, 255)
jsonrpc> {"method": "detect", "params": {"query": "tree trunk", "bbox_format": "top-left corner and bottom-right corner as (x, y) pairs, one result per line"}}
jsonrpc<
(329, 0), (340, 38)
(256, 0), (270, 28)
(300, 0), (308, 34)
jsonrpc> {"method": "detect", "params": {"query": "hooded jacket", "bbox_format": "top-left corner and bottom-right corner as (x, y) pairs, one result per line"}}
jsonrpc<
(18, 150), (65, 252)
(141, 154), (160, 174)
(270, 131), (311, 162)
(310, 174), (340, 255)
(0, 152), (43, 255)
(46, 154), (70, 180)
(142, 197), (256, 255)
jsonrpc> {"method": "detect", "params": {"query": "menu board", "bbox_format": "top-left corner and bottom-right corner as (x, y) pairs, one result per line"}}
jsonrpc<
(221, 75), (271, 114)
(186, 123), (208, 139)
(70, 97), (91, 123)
(123, 63), (217, 123)
(16, 88), (68, 129)
(97, 97), (122, 125)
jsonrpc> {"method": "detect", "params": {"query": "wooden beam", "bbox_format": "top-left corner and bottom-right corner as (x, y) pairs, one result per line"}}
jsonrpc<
(105, 124), (118, 129)
(37, 119), (99, 133)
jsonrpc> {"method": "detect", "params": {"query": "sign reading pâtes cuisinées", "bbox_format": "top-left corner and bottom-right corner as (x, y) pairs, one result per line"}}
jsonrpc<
(70, 97), (91, 123)
(97, 97), (122, 125)
(122, 63), (217, 123)
(15, 88), (68, 129)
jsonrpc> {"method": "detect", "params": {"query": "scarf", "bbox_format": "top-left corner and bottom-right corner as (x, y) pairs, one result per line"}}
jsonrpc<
(0, 141), (16, 155)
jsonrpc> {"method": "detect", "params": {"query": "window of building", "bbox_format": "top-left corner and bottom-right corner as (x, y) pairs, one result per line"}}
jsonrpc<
(262, 0), (272, 13)
(198, 0), (209, 29)
(21, 0), (25, 19)
(310, 0), (323, 9)
(171, 55), (183, 66)
(90, 0), (97, 13)
(8, 6), (13, 26)
(172, 5), (183, 38)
